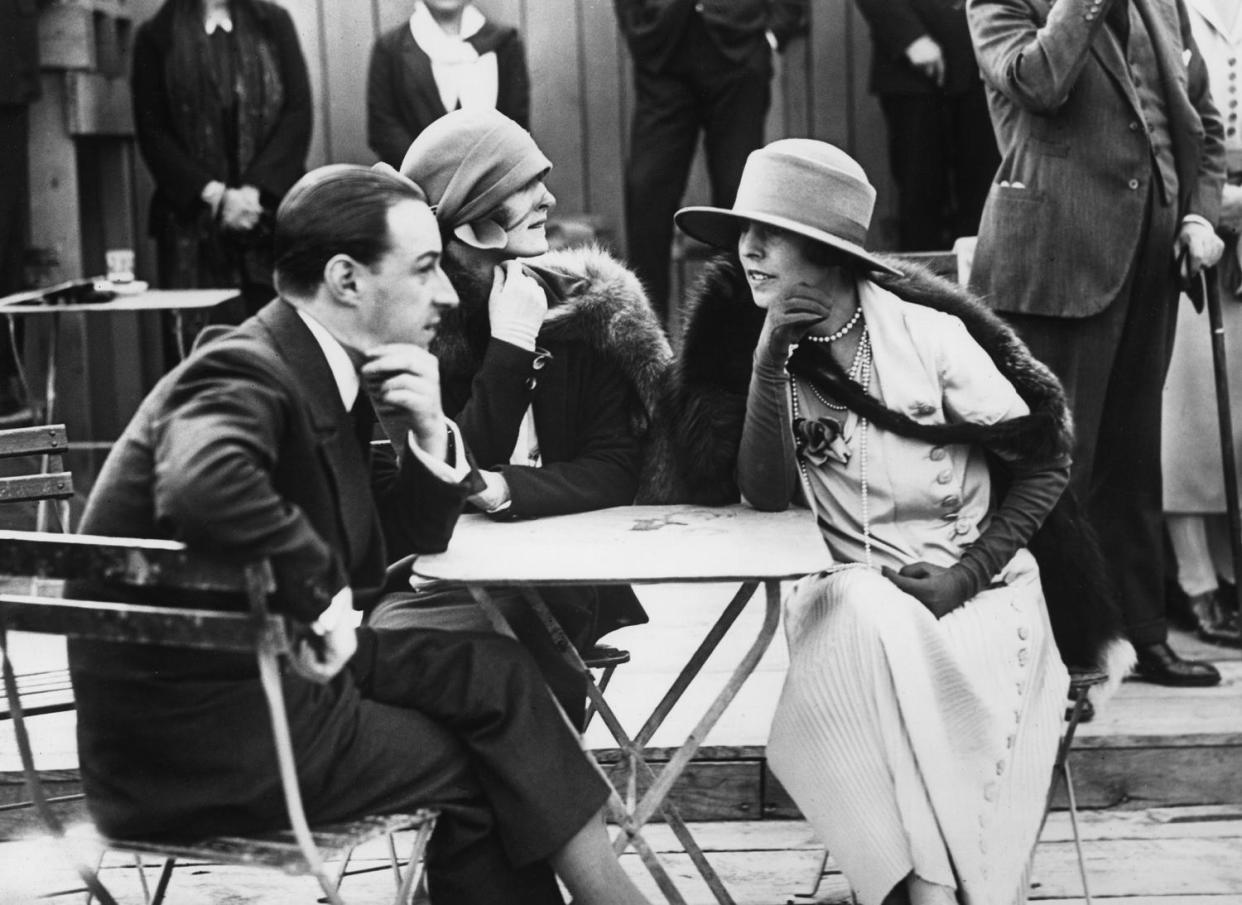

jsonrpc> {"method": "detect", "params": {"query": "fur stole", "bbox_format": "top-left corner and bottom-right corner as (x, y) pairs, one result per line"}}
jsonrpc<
(430, 245), (674, 496)
(654, 253), (1132, 688)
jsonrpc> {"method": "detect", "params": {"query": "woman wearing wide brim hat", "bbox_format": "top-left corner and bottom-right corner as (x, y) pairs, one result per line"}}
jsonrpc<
(662, 138), (1134, 905)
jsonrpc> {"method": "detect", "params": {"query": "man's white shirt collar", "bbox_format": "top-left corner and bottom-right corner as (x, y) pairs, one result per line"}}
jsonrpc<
(296, 309), (359, 411)
(294, 307), (470, 484)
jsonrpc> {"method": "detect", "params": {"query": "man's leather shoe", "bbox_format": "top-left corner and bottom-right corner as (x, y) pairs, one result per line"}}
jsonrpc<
(1132, 641), (1221, 687)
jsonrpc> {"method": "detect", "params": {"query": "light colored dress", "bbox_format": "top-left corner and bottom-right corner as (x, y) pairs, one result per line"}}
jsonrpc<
(764, 281), (1069, 905)
(1162, 0), (1242, 516)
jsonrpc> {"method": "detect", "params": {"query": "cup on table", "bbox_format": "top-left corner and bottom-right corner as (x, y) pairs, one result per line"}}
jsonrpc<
(105, 248), (135, 284)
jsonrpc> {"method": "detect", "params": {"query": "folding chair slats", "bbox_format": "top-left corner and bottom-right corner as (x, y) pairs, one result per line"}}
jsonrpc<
(0, 425), (68, 459)
(0, 530), (275, 595)
(107, 811), (436, 871)
(0, 655), (75, 723)
(0, 595), (288, 653)
(0, 473), (73, 503)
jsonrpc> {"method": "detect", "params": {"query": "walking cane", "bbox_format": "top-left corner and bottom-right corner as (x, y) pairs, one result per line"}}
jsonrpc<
(1201, 264), (1242, 636)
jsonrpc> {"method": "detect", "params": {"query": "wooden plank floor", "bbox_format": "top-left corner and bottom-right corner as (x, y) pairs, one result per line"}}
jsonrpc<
(3, 582), (1241, 813)
(0, 805), (1238, 904)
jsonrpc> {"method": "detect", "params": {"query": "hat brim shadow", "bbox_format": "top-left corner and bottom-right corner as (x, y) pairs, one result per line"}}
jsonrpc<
(674, 206), (901, 277)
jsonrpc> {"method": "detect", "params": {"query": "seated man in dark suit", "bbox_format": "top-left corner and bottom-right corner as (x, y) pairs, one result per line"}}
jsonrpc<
(66, 163), (652, 905)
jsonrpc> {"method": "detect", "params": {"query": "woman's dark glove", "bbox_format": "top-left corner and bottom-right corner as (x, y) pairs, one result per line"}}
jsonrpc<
(882, 561), (975, 618)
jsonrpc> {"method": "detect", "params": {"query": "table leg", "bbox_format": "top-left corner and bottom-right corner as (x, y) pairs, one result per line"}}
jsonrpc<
(462, 584), (692, 905)
(495, 580), (782, 905)
(630, 580), (781, 829)
(634, 582), (760, 749)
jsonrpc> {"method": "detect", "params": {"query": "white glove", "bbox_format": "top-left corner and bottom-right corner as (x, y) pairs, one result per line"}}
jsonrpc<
(488, 260), (547, 351)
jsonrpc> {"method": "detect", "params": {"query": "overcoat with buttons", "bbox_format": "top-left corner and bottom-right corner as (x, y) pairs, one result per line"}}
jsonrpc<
(966, 0), (1225, 318)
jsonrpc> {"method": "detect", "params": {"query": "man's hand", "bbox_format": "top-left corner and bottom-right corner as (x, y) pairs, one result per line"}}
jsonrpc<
(1175, 219), (1226, 280)
(362, 344), (448, 460)
(905, 35), (945, 88)
(882, 561), (972, 618)
(220, 185), (264, 231)
(289, 586), (357, 683)
(489, 260), (547, 351)
(1220, 184), (1242, 234)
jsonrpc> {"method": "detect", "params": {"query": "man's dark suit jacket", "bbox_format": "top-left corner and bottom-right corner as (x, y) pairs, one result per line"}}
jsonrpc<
(367, 19), (530, 168)
(855, 0), (981, 96)
(613, 0), (807, 71)
(67, 299), (474, 838)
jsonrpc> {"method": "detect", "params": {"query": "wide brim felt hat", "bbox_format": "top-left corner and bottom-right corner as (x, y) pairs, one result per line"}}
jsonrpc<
(675, 139), (900, 277)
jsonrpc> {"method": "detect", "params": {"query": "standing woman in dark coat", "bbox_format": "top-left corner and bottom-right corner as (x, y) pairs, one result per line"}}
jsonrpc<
(132, 0), (312, 321)
(366, 0), (530, 168)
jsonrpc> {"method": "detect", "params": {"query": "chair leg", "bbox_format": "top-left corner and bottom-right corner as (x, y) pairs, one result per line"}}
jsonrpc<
(799, 848), (830, 898)
(583, 664), (618, 731)
(133, 854), (151, 904)
(1064, 760), (1092, 905)
(393, 817), (436, 905)
(334, 846), (356, 891)
(83, 850), (106, 905)
(148, 858), (176, 905)
(388, 832), (402, 888)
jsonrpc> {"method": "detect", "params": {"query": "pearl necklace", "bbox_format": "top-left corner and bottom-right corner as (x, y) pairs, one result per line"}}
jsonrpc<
(790, 327), (874, 569)
(806, 331), (871, 412)
(803, 305), (862, 344)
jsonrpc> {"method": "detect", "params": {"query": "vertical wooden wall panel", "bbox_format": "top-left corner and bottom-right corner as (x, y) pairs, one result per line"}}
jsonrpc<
(780, 39), (812, 140)
(845, 6), (898, 246)
(377, 0), (411, 32)
(811, 0), (852, 148)
(282, 0), (327, 167)
(321, 4), (378, 164)
(578, 0), (627, 231)
(522, 0), (586, 214)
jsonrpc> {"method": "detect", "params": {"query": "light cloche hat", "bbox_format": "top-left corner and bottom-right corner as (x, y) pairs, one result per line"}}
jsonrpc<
(400, 108), (552, 250)
(675, 139), (900, 276)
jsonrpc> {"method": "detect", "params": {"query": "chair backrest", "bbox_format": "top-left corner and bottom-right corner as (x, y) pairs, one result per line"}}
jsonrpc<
(0, 530), (280, 650)
(0, 425), (73, 504)
(0, 531), (304, 905)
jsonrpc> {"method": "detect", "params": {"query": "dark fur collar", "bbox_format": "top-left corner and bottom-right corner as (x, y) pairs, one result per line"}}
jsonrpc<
(430, 245), (672, 432)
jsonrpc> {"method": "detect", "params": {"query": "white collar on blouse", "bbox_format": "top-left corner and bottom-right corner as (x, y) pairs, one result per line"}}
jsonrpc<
(204, 6), (234, 35)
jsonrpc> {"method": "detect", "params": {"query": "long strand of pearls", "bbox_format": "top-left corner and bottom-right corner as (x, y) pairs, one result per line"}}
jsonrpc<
(790, 327), (874, 569)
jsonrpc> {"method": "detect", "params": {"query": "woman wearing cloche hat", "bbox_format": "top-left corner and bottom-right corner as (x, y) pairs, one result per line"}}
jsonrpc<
(367, 109), (671, 727)
(665, 138), (1133, 905)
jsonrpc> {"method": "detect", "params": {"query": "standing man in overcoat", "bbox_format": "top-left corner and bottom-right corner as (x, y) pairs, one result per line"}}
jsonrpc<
(967, 0), (1226, 684)
(613, 0), (807, 323)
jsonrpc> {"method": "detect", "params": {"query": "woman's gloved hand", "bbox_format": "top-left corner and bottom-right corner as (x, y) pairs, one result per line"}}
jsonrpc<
(882, 561), (974, 618)
(757, 299), (831, 363)
(489, 260), (548, 351)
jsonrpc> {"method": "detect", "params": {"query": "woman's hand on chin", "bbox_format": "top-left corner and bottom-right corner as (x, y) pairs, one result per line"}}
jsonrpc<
(757, 297), (832, 361)
(882, 561), (973, 618)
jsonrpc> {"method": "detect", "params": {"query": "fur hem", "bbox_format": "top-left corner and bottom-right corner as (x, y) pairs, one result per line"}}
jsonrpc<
(1092, 638), (1137, 707)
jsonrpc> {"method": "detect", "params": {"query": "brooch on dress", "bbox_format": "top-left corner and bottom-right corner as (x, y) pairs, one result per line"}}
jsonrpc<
(793, 416), (851, 466)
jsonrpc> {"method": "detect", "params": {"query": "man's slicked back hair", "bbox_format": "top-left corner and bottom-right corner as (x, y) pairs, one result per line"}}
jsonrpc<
(273, 164), (428, 299)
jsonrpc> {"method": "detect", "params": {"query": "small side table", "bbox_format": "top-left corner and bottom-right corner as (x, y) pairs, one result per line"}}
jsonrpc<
(0, 289), (237, 529)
